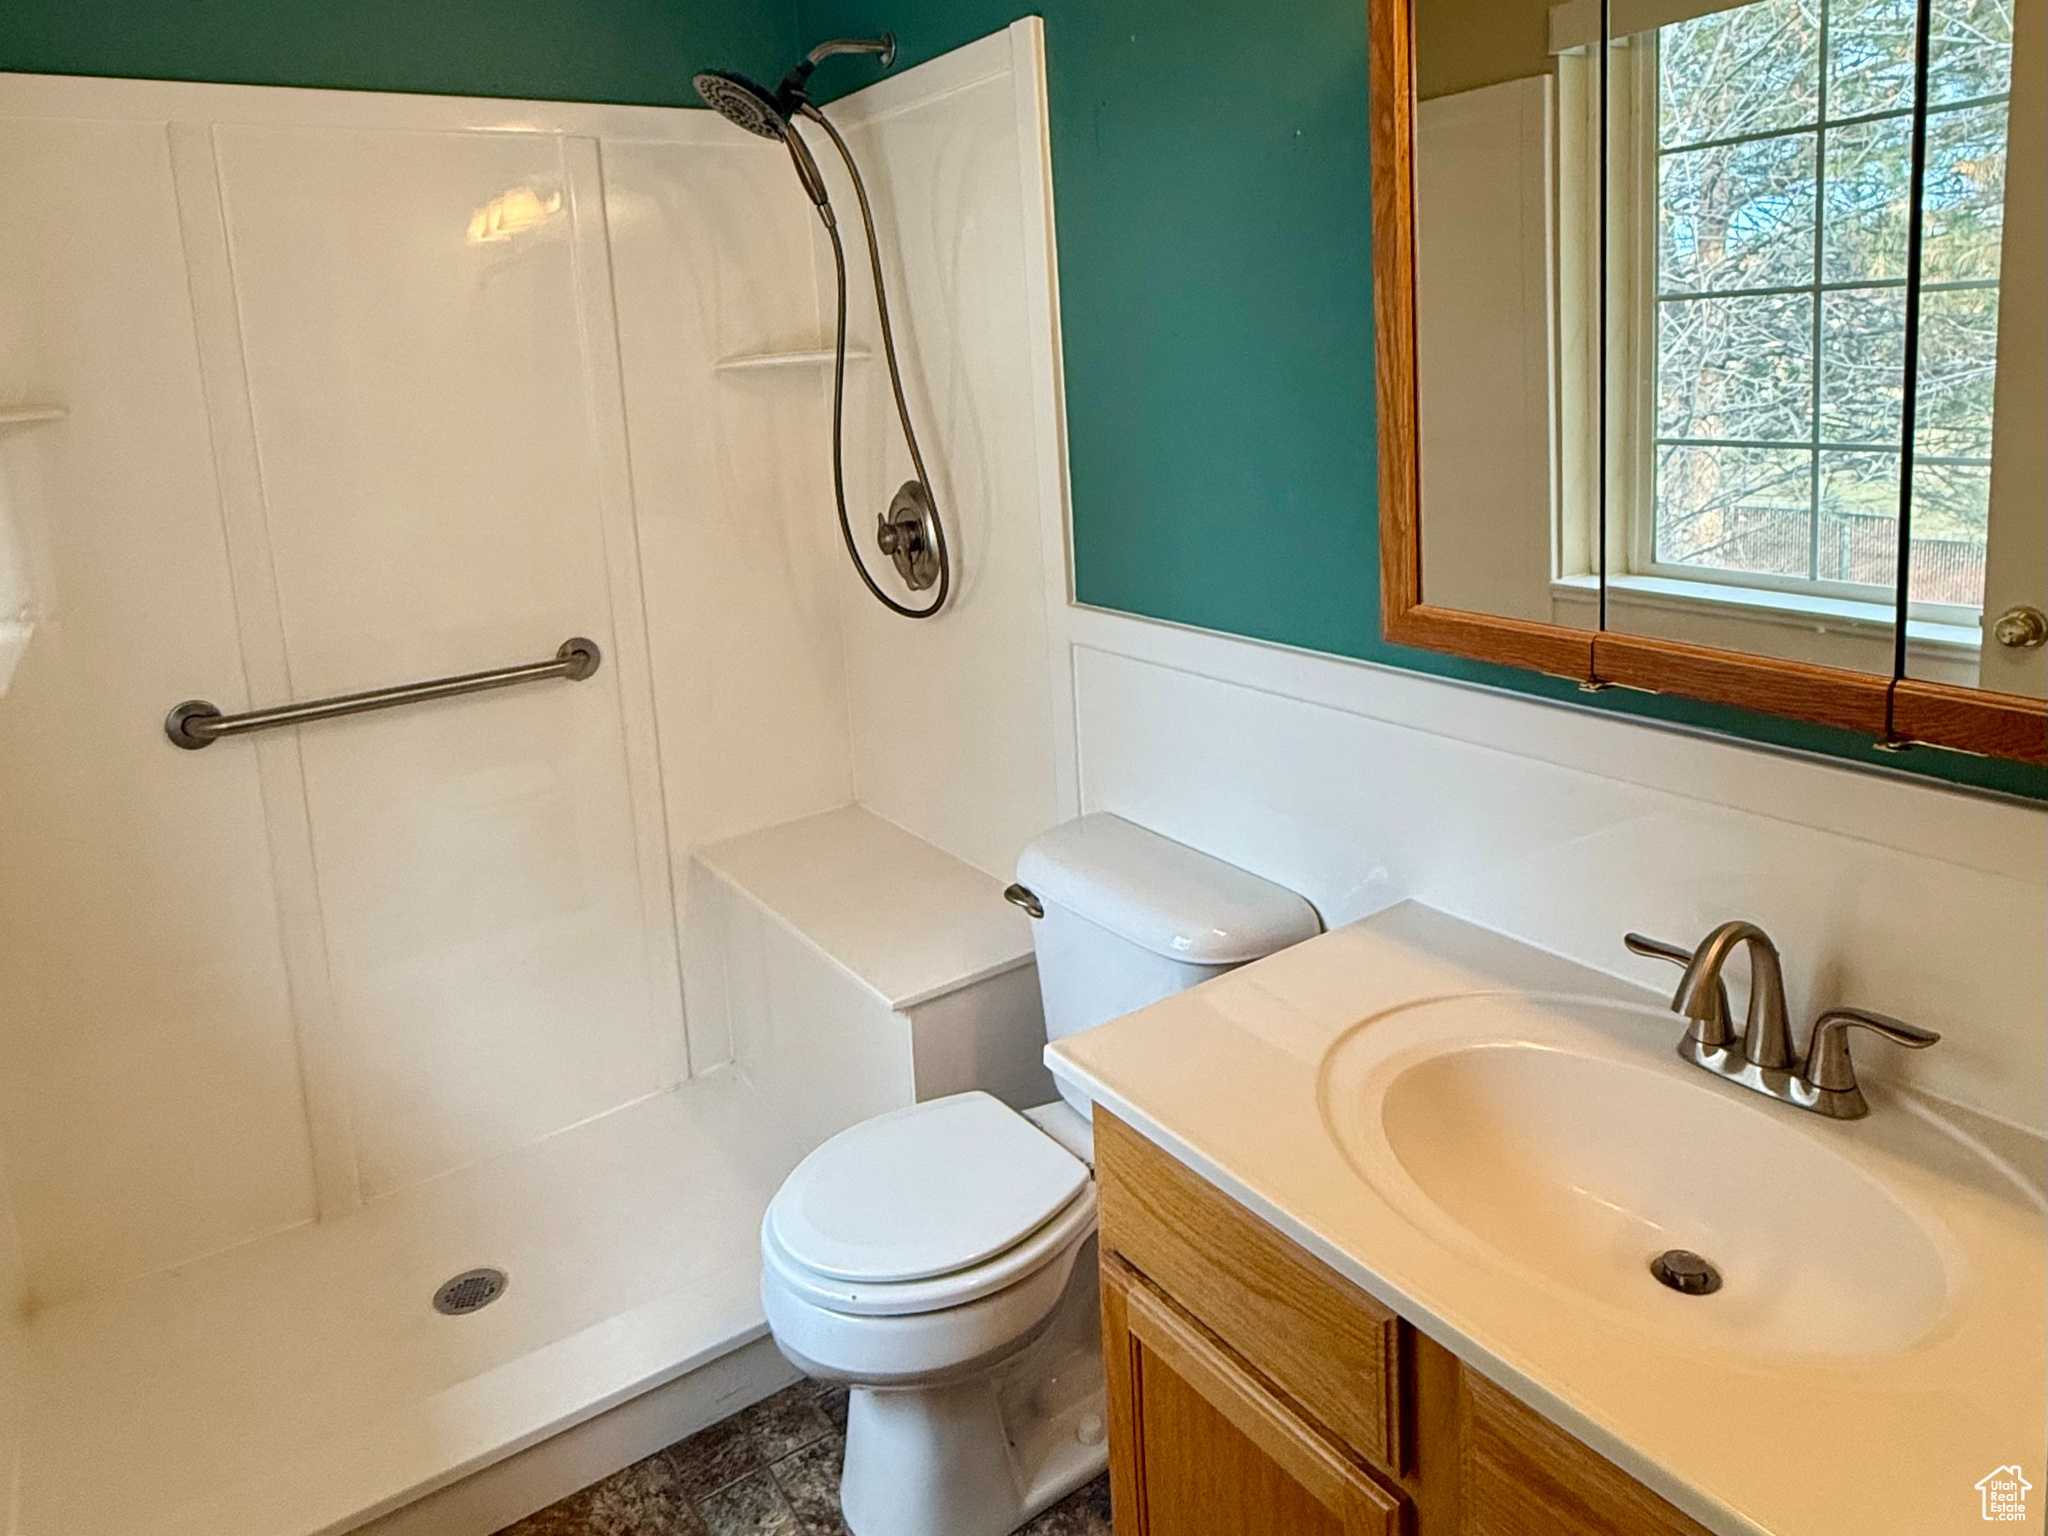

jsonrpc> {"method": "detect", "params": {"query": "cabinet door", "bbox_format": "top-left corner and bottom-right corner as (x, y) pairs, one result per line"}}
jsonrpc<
(1103, 1259), (1405, 1536)
(1462, 1373), (1714, 1536)
(1096, 1110), (1404, 1472)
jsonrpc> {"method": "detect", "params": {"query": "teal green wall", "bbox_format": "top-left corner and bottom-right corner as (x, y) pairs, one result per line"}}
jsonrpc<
(0, 0), (796, 106)
(803, 0), (1384, 661)
(798, 0), (2044, 799)
(4, 0), (2038, 795)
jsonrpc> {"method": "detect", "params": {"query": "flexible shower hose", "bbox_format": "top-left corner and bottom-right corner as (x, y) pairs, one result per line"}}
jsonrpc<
(799, 104), (951, 619)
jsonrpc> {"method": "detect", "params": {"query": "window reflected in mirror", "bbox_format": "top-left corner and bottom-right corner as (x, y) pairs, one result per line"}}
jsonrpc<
(1618, 0), (2026, 690)
(1915, 0), (2041, 698)
(1408, 0), (2039, 699)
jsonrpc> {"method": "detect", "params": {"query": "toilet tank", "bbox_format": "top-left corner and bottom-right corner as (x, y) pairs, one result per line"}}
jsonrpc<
(1014, 815), (1320, 1116)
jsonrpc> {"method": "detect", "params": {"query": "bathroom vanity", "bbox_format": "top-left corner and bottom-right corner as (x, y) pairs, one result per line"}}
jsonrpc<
(1052, 903), (2047, 1536)
(1096, 1109), (1709, 1534)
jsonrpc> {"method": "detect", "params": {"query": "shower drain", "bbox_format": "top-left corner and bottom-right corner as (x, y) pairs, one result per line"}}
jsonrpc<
(433, 1267), (509, 1316)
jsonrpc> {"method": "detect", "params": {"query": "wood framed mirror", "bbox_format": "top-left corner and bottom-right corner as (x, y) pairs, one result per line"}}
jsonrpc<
(1369, 0), (2046, 764)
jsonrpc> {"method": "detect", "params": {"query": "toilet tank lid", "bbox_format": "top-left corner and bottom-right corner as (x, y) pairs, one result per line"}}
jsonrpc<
(1016, 814), (1320, 965)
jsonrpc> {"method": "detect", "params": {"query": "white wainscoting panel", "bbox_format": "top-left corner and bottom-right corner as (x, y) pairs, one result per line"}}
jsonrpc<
(1065, 609), (2048, 1131)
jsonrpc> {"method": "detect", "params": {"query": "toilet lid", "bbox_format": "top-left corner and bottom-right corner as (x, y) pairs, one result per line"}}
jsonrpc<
(766, 1092), (1089, 1284)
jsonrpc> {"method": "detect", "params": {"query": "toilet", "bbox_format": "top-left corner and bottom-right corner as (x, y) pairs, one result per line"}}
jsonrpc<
(759, 813), (1320, 1536)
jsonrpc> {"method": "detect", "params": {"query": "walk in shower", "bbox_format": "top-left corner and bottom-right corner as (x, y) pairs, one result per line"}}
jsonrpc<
(0, 21), (1069, 1534)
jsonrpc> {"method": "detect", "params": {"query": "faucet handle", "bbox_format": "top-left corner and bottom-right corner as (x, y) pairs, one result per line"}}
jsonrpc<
(1624, 933), (1733, 1049)
(1624, 932), (1693, 966)
(1804, 1007), (1940, 1094)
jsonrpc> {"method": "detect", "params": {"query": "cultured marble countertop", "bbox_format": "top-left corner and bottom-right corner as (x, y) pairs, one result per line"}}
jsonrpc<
(1047, 901), (2047, 1536)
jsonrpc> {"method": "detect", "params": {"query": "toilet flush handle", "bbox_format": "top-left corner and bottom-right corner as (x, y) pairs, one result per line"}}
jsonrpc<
(1003, 883), (1044, 919)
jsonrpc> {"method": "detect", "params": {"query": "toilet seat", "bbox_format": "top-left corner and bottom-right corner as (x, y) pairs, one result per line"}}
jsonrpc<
(764, 1182), (1097, 1316)
(761, 1092), (1102, 1390)
(762, 1219), (1098, 1387)
(766, 1092), (1089, 1287)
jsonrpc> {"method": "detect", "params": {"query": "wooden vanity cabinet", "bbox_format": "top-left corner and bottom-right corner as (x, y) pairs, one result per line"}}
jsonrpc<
(1095, 1110), (1715, 1536)
(1102, 1263), (1404, 1535)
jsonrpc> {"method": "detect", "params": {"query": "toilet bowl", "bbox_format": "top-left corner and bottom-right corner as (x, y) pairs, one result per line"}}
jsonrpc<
(758, 813), (1321, 1536)
(760, 1092), (1106, 1536)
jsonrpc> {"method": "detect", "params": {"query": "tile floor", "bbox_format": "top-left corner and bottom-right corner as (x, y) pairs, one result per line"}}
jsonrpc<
(499, 1379), (1114, 1536)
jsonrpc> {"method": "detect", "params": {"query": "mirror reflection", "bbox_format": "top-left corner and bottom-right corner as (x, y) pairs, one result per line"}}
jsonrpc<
(1925, 0), (2041, 698)
(1412, 0), (1595, 631)
(1410, 0), (2040, 697)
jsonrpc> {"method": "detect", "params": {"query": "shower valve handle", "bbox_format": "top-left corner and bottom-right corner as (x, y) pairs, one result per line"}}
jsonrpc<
(875, 481), (943, 592)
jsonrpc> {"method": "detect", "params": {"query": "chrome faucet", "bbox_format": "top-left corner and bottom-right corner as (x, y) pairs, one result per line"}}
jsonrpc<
(1624, 925), (1939, 1119)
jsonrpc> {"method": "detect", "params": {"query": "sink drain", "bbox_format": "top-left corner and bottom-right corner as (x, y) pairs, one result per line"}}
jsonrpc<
(433, 1266), (508, 1316)
(1649, 1249), (1722, 1296)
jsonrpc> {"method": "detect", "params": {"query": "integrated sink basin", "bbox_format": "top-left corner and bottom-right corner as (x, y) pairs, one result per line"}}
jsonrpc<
(1319, 993), (1955, 1361)
(1054, 907), (2046, 1536)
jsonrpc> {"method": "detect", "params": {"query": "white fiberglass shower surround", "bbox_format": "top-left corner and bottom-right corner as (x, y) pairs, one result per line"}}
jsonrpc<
(0, 20), (1075, 1536)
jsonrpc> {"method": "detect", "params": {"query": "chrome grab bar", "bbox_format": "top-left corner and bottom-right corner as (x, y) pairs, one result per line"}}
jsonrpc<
(165, 637), (601, 750)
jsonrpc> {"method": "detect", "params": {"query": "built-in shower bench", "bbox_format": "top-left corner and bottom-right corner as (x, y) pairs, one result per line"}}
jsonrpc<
(685, 804), (1051, 1149)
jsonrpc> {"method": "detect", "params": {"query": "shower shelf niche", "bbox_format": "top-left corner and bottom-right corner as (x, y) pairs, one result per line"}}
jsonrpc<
(0, 404), (67, 429)
(713, 347), (872, 375)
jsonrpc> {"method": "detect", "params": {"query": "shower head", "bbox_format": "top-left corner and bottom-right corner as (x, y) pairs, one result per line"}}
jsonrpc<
(692, 35), (897, 135)
(693, 68), (834, 209)
(692, 33), (950, 620)
(692, 70), (790, 139)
